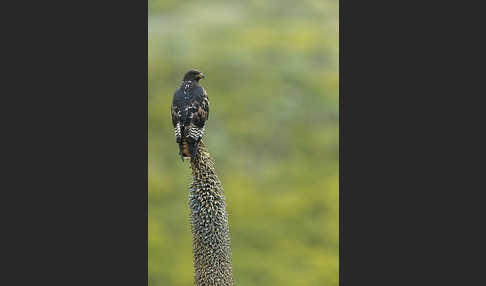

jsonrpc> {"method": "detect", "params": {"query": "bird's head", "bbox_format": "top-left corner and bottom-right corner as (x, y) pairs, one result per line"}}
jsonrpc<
(183, 69), (206, 82)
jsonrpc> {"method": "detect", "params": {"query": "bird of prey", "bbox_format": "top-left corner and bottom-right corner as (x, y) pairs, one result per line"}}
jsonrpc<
(171, 69), (209, 161)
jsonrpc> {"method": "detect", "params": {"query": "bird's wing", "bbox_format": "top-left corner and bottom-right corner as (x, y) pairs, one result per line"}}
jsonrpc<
(193, 88), (209, 127)
(171, 90), (184, 142)
(171, 103), (178, 126)
(185, 87), (209, 142)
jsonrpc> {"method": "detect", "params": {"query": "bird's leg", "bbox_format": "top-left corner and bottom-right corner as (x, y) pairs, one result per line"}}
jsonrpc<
(189, 144), (196, 163)
(194, 140), (201, 156)
(178, 142), (186, 162)
(189, 140), (201, 163)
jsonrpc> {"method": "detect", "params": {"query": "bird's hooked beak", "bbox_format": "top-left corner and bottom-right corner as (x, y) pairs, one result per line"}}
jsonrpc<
(199, 73), (206, 79)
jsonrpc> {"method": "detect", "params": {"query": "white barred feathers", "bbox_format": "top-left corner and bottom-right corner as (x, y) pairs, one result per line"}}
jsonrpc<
(174, 122), (182, 139)
(188, 126), (205, 141)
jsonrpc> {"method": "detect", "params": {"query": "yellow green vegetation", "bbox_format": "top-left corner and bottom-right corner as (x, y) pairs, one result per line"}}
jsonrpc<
(149, 0), (338, 285)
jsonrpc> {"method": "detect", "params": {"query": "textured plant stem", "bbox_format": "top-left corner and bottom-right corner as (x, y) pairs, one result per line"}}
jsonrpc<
(189, 141), (234, 286)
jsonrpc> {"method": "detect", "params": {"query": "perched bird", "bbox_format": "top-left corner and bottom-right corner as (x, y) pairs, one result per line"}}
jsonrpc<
(171, 69), (209, 161)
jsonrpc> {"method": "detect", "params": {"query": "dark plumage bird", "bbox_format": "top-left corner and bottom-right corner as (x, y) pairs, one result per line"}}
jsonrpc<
(171, 69), (209, 161)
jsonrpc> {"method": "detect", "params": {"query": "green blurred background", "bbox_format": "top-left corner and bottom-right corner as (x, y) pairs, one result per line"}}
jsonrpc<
(149, 0), (338, 285)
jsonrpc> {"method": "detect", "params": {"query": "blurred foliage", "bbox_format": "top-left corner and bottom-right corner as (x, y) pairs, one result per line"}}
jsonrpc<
(149, 0), (338, 285)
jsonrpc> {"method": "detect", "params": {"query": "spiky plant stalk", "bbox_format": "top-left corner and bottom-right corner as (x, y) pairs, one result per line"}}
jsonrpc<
(188, 141), (234, 286)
